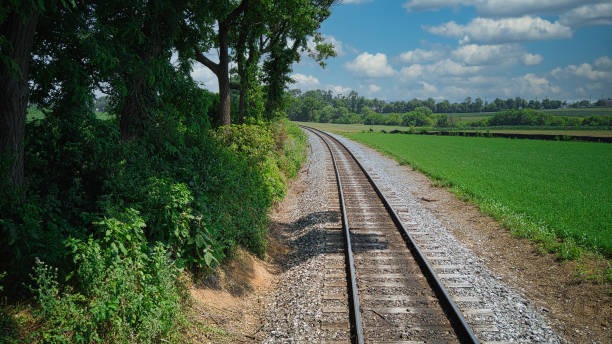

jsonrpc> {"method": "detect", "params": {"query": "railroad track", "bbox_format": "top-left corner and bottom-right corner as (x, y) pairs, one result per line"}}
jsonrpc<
(302, 126), (480, 344)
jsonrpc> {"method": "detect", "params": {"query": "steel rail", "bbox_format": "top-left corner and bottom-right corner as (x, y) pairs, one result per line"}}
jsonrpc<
(304, 127), (364, 344)
(302, 125), (479, 344)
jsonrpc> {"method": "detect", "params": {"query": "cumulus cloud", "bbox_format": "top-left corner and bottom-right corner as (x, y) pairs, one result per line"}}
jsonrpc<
(403, 0), (470, 13)
(291, 73), (320, 89)
(424, 16), (573, 44)
(342, 0), (373, 3)
(552, 61), (612, 81)
(451, 44), (525, 65)
(559, 2), (612, 27)
(306, 34), (346, 57)
(399, 64), (425, 79)
(368, 84), (382, 93)
(594, 56), (612, 70)
(399, 59), (482, 81)
(521, 53), (543, 66)
(191, 66), (218, 92)
(403, 0), (603, 18)
(345, 52), (396, 77)
(399, 48), (445, 63)
(514, 73), (560, 96)
(327, 84), (352, 96)
(431, 59), (483, 75)
(420, 81), (438, 93)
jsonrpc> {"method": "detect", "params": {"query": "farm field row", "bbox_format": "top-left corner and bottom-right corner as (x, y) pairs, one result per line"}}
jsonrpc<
(443, 106), (612, 120)
(341, 132), (612, 257)
(298, 121), (612, 137)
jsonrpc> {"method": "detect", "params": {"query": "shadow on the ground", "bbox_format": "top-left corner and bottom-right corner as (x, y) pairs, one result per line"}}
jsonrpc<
(271, 210), (389, 272)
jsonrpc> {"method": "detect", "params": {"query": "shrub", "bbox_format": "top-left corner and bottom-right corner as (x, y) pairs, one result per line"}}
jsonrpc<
(29, 208), (185, 343)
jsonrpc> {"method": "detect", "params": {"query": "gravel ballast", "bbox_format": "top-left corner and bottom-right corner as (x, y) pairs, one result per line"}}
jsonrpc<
(262, 130), (569, 343)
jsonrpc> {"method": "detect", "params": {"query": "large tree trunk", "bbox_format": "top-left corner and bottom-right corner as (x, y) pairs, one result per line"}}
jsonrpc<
(0, 10), (39, 189)
(119, 75), (150, 141)
(118, 9), (162, 141)
(238, 41), (257, 122)
(217, 25), (231, 126)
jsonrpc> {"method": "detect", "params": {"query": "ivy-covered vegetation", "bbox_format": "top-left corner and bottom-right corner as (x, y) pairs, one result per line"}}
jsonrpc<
(1, 0), (325, 342)
(288, 89), (612, 128)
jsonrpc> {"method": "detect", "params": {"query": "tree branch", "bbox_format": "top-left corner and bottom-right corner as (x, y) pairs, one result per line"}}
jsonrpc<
(221, 0), (249, 27)
(194, 47), (220, 75)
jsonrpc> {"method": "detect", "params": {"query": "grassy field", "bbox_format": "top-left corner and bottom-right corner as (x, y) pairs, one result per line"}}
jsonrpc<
(441, 107), (612, 122)
(342, 132), (612, 258)
(27, 107), (113, 122)
(298, 121), (612, 137)
(297, 121), (407, 133)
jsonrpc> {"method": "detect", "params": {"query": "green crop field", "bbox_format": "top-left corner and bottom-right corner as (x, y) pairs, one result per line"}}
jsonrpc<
(443, 107), (612, 123)
(26, 107), (113, 122)
(298, 121), (612, 137)
(541, 107), (612, 117)
(296, 121), (408, 133)
(343, 132), (612, 258)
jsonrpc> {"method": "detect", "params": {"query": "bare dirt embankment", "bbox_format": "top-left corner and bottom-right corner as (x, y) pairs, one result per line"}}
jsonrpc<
(182, 180), (302, 343)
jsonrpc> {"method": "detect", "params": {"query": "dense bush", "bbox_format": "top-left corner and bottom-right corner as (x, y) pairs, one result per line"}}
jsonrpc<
(29, 208), (184, 343)
(0, 94), (307, 342)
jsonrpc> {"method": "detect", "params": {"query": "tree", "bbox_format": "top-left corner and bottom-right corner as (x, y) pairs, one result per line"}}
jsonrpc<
(261, 1), (336, 116)
(0, 2), (41, 188)
(193, 0), (249, 126)
(93, 0), (189, 140)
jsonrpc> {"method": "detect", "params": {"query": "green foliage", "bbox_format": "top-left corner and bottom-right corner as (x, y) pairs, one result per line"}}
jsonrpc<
(29, 208), (184, 343)
(2, 95), (307, 343)
(346, 132), (612, 258)
(287, 90), (612, 130)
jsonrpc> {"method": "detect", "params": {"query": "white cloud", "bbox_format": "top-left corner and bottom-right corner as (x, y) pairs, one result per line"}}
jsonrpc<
(368, 84), (381, 93)
(403, 0), (603, 17)
(399, 59), (481, 81)
(594, 56), (612, 70)
(420, 81), (438, 93)
(514, 73), (560, 96)
(399, 64), (425, 79)
(305, 34), (346, 57)
(424, 16), (573, 44)
(552, 62), (612, 81)
(345, 52), (396, 77)
(430, 59), (483, 75)
(399, 48), (444, 63)
(559, 2), (612, 27)
(327, 84), (352, 96)
(191, 66), (218, 92)
(342, 0), (373, 3)
(403, 0), (471, 13)
(451, 44), (523, 65)
(291, 73), (320, 89)
(521, 53), (543, 66)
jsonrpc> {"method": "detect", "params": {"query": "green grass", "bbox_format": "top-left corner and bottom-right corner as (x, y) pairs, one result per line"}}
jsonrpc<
(298, 121), (612, 137)
(297, 121), (418, 133)
(457, 129), (612, 137)
(26, 107), (113, 122)
(445, 107), (612, 123)
(344, 132), (612, 259)
(541, 107), (612, 117)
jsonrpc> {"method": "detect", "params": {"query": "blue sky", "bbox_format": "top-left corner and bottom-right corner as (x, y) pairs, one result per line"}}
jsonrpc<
(288, 0), (612, 102)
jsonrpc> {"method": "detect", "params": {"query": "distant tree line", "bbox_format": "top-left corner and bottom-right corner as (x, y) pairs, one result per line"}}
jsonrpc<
(288, 89), (610, 118)
(287, 89), (612, 128)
